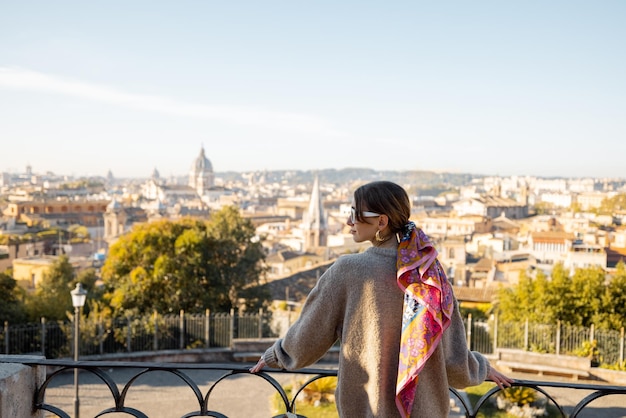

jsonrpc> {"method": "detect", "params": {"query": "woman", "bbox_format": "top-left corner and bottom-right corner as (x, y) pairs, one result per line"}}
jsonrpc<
(250, 181), (512, 417)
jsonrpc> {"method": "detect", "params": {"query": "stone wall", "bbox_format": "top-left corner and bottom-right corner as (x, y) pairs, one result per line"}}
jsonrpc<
(0, 355), (45, 418)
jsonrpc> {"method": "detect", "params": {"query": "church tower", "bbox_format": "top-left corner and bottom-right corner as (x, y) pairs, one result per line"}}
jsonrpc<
(103, 199), (126, 243)
(302, 175), (328, 251)
(189, 146), (214, 196)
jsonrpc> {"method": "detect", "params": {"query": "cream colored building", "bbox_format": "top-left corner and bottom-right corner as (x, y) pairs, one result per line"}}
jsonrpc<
(452, 196), (528, 219)
(576, 192), (612, 211)
(12, 256), (92, 290)
(437, 238), (467, 286)
(419, 214), (491, 239)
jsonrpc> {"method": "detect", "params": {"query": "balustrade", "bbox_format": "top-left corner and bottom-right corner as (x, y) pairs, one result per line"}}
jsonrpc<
(2, 357), (626, 417)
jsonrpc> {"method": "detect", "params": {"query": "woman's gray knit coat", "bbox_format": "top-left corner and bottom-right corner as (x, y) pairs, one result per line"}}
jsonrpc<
(262, 246), (490, 418)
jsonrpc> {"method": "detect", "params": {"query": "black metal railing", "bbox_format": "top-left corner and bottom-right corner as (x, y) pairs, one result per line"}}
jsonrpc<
(3, 357), (626, 418)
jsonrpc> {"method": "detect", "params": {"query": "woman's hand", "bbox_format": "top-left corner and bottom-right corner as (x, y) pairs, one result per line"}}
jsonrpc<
(249, 357), (266, 373)
(487, 365), (514, 389)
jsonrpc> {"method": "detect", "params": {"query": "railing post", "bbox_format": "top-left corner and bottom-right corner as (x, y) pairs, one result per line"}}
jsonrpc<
(556, 320), (561, 356)
(466, 313), (472, 349)
(619, 327), (624, 363)
(492, 314), (498, 354)
(589, 323), (595, 343)
(258, 308), (263, 339)
(41, 317), (46, 357)
(205, 309), (210, 348)
(4, 321), (9, 354)
(179, 310), (185, 350)
(153, 311), (158, 352)
(98, 320), (104, 355)
(524, 318), (529, 351)
(229, 308), (235, 348)
(126, 316), (132, 353)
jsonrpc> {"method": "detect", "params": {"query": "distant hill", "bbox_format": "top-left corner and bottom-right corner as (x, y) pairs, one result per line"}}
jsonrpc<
(217, 168), (483, 196)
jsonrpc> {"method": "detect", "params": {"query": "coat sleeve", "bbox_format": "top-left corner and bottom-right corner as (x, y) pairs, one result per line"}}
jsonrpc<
(262, 263), (344, 370)
(442, 298), (490, 388)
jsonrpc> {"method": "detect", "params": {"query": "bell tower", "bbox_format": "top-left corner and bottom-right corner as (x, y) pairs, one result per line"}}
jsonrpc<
(302, 175), (328, 251)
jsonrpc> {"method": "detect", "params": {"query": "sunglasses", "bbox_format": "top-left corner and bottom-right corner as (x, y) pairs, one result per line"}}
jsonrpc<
(350, 206), (381, 223)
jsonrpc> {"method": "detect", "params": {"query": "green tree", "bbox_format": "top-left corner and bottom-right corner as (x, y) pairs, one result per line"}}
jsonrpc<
(76, 268), (102, 313)
(570, 201), (582, 213)
(570, 266), (605, 327)
(0, 271), (27, 323)
(102, 208), (268, 316)
(25, 255), (75, 321)
(545, 263), (576, 324)
(497, 269), (553, 324)
(68, 224), (90, 243)
(496, 263), (625, 330)
(511, 270), (535, 321)
(102, 218), (210, 315)
(530, 269), (553, 322)
(533, 202), (554, 215)
(495, 285), (519, 323)
(205, 206), (269, 310)
(602, 261), (626, 329)
(597, 194), (626, 216)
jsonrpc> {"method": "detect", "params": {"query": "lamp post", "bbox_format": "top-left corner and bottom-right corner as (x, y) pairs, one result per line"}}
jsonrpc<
(71, 282), (87, 418)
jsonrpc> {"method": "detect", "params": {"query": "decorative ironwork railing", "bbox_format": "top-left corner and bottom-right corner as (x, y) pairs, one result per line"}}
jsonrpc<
(3, 357), (626, 418)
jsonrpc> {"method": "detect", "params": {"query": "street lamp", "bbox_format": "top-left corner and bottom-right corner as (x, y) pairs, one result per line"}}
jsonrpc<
(71, 282), (87, 418)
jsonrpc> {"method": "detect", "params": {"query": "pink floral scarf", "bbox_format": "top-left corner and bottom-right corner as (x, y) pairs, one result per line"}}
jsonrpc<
(395, 223), (454, 417)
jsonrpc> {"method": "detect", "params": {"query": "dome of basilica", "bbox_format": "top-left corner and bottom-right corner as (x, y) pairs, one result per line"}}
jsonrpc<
(192, 147), (213, 174)
(189, 146), (215, 194)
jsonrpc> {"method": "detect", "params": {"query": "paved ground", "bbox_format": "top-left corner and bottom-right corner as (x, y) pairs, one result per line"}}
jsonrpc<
(44, 367), (626, 417)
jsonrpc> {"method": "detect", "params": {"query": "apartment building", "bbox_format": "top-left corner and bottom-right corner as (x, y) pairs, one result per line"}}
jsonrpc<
(2, 199), (109, 227)
(452, 196), (529, 219)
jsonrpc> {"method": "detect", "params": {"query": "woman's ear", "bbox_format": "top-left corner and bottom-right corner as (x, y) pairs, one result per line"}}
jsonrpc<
(378, 214), (389, 228)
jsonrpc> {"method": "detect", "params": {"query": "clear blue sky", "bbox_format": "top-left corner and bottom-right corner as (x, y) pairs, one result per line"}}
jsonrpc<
(1, 1), (625, 179)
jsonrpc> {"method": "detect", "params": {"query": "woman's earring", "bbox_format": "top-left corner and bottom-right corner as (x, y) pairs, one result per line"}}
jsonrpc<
(375, 230), (386, 242)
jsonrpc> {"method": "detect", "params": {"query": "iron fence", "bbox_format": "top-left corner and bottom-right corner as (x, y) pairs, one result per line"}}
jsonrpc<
(2, 312), (626, 367)
(465, 315), (626, 367)
(1, 308), (269, 359)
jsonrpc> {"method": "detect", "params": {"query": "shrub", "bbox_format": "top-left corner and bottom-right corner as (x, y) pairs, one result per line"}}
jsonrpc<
(271, 377), (338, 417)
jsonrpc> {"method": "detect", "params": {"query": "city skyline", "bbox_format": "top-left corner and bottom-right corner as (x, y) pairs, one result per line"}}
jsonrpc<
(1, 1), (625, 179)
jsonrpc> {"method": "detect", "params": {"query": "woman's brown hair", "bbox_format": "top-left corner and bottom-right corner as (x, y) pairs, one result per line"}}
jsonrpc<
(353, 181), (411, 234)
